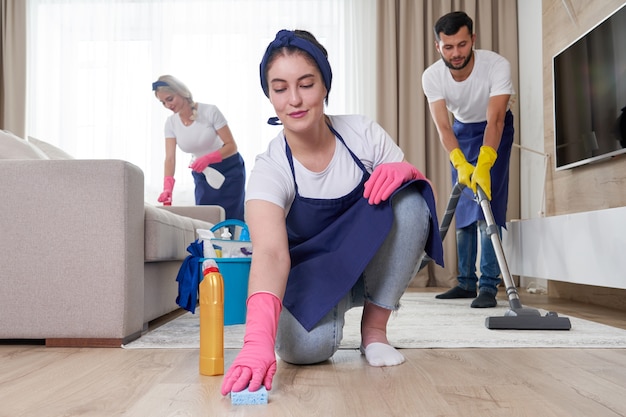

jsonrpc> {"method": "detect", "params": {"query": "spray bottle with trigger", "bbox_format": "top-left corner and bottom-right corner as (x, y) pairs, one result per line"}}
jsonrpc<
(197, 230), (224, 376)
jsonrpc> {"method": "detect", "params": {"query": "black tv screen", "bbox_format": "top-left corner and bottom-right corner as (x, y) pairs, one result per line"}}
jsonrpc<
(553, 3), (626, 170)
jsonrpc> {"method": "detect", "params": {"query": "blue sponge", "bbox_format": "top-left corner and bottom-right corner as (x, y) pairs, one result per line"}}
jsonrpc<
(230, 386), (268, 405)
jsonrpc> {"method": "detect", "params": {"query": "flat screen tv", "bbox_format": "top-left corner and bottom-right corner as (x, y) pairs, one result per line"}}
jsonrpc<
(553, 3), (626, 171)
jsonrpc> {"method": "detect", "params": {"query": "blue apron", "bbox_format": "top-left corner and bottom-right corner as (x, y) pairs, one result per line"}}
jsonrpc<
(452, 110), (514, 229)
(282, 125), (443, 331)
(192, 152), (246, 221)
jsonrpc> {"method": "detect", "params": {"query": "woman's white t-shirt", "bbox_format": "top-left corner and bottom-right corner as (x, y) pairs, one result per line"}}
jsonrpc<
(164, 102), (227, 158)
(246, 114), (404, 214)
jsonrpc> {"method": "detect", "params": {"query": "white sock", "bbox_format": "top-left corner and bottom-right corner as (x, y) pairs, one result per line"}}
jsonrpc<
(360, 342), (405, 367)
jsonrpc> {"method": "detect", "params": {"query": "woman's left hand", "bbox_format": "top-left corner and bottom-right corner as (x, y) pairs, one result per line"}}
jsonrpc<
(189, 150), (223, 173)
(363, 161), (426, 205)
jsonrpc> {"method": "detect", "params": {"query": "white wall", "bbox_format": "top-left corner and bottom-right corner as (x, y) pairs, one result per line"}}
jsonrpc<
(512, 0), (548, 290)
(517, 0), (547, 219)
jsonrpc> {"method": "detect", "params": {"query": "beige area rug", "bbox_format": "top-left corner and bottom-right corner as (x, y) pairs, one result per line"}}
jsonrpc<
(122, 292), (626, 349)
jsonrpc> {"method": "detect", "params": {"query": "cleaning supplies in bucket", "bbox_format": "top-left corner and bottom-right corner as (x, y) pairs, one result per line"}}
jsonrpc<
(197, 220), (252, 325)
(209, 219), (252, 258)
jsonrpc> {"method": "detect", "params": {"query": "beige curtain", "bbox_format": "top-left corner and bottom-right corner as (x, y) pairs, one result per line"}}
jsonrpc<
(0, 0), (27, 137)
(376, 0), (520, 287)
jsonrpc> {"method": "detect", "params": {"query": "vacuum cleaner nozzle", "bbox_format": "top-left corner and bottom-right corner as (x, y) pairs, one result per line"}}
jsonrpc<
(471, 185), (572, 331)
(486, 309), (572, 330)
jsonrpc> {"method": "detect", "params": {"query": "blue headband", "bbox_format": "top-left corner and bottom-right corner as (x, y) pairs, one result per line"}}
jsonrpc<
(152, 80), (169, 91)
(259, 30), (333, 99)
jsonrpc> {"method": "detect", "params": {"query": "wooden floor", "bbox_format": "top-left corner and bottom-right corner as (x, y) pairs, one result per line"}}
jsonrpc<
(2, 288), (626, 417)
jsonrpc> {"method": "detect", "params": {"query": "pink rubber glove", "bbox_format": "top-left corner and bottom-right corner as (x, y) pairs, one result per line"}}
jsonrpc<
(157, 176), (175, 205)
(189, 150), (223, 173)
(363, 161), (426, 205)
(221, 292), (282, 396)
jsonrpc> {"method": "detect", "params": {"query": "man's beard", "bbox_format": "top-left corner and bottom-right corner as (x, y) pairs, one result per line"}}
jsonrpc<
(442, 50), (473, 70)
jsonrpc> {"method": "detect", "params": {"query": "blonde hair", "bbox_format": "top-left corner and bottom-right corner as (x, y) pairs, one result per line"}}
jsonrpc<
(153, 75), (198, 120)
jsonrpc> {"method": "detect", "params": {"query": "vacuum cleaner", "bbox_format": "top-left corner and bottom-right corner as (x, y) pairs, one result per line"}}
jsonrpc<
(421, 182), (572, 331)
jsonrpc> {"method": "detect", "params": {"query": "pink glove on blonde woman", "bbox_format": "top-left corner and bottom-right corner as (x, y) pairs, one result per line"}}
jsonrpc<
(221, 292), (282, 396)
(363, 161), (426, 205)
(189, 150), (223, 173)
(157, 176), (175, 205)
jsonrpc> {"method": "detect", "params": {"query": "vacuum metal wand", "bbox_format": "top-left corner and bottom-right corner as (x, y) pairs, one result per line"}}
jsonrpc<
(475, 185), (571, 330)
(476, 186), (523, 310)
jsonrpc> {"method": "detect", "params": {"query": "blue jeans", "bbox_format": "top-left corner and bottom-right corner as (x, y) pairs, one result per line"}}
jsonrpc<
(456, 221), (501, 296)
(275, 187), (431, 364)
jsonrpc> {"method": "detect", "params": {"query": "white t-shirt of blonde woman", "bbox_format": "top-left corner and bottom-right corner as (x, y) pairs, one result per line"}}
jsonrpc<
(163, 103), (227, 158)
(246, 114), (405, 215)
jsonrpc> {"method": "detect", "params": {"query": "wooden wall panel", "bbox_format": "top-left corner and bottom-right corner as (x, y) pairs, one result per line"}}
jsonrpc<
(542, 0), (626, 217)
(542, 0), (626, 309)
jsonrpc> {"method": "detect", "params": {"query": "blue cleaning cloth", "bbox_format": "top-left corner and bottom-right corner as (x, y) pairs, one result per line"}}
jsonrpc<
(231, 386), (268, 405)
(175, 240), (204, 313)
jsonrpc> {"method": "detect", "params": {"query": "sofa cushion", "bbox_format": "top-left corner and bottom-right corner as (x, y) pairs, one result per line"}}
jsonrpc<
(0, 130), (49, 160)
(28, 136), (75, 159)
(144, 203), (216, 262)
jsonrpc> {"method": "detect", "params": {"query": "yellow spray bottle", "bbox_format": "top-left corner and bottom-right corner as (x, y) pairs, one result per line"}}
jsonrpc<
(199, 262), (224, 376)
(199, 244), (224, 375)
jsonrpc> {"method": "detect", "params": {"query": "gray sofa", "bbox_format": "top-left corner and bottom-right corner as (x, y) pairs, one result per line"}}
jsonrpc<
(0, 130), (225, 346)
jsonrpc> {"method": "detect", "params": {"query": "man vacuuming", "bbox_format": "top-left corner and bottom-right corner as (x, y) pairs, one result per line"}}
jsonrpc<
(422, 11), (515, 308)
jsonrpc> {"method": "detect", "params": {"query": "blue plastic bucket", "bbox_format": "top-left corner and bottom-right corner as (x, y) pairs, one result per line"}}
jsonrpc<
(211, 257), (250, 325)
(201, 219), (252, 325)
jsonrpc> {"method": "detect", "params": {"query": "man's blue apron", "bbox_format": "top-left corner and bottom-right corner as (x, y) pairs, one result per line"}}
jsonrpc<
(192, 152), (246, 221)
(282, 125), (443, 331)
(451, 110), (515, 229)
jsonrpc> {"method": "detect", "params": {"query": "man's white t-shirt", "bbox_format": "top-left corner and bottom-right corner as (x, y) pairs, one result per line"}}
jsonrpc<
(421, 49), (515, 123)
(246, 114), (404, 214)
(164, 102), (227, 158)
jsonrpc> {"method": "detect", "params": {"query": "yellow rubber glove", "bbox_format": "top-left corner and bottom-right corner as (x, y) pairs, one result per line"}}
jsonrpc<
(449, 148), (475, 188)
(471, 146), (498, 200)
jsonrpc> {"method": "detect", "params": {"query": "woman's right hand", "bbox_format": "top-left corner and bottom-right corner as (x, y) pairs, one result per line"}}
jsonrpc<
(157, 176), (175, 205)
(157, 191), (172, 205)
(221, 292), (282, 395)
